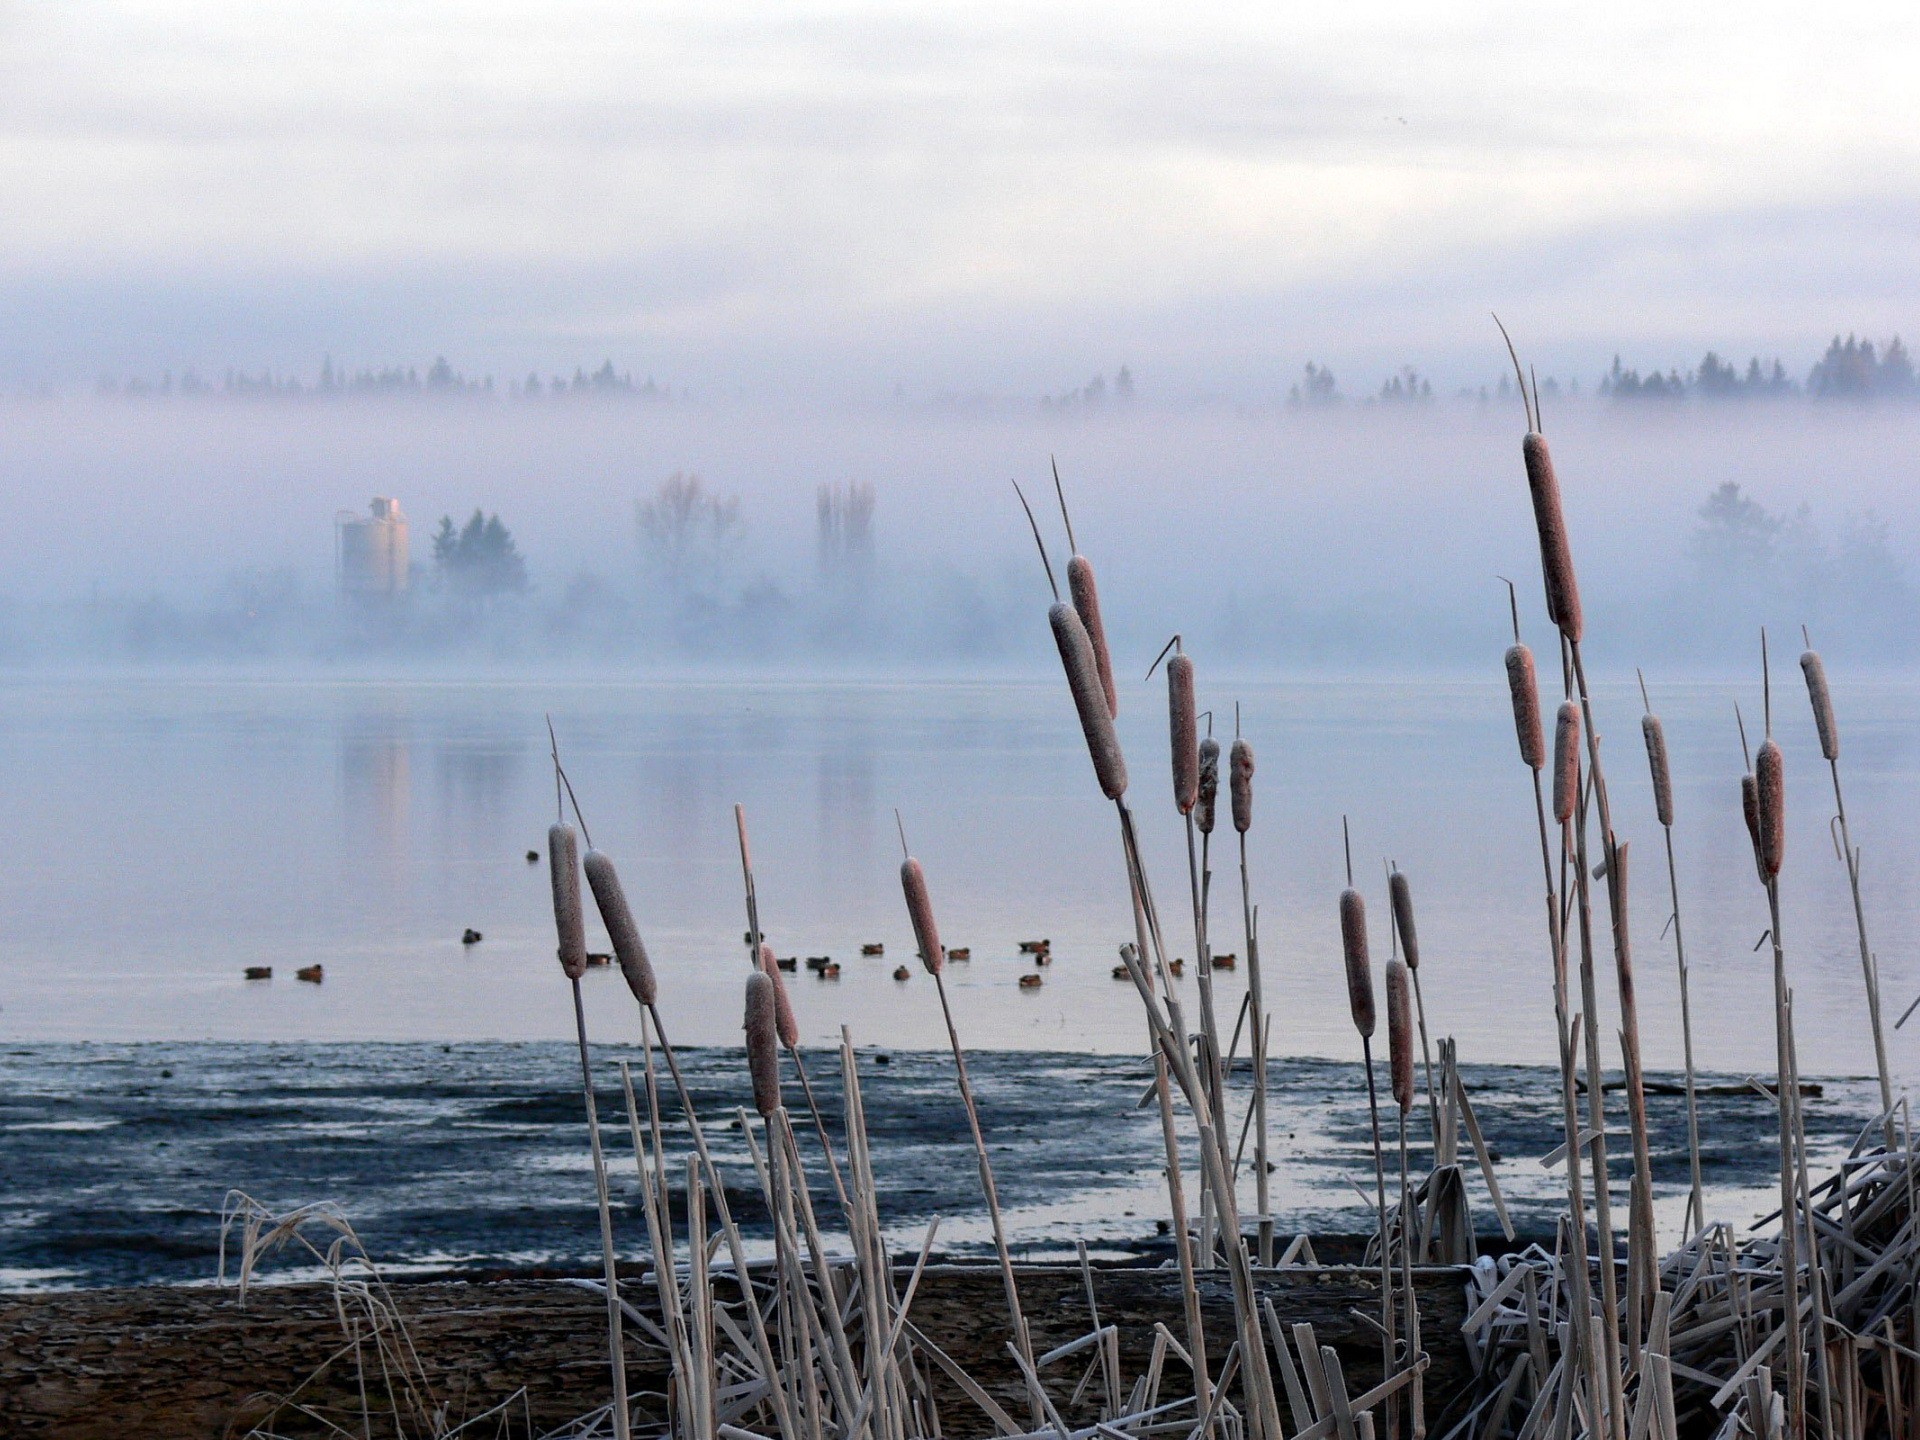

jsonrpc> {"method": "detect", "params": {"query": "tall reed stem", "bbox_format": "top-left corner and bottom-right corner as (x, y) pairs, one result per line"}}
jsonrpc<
(569, 978), (632, 1440)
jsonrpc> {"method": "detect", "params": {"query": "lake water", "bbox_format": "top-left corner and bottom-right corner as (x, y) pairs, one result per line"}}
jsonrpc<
(1, 670), (1917, 1082)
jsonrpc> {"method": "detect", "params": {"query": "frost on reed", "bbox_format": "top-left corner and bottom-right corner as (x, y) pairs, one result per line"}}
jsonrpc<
(1386, 960), (1414, 1117)
(1521, 432), (1582, 644)
(1550, 702), (1580, 826)
(1506, 644), (1545, 771)
(549, 822), (588, 980)
(1341, 887), (1376, 1039)
(585, 847), (656, 1006)
(1166, 646), (1198, 815)
(759, 942), (799, 1048)
(1055, 462), (1118, 720)
(1195, 735), (1220, 835)
(900, 857), (944, 974)
(745, 972), (782, 1118)
(1051, 601), (1127, 799)
(1230, 736), (1255, 835)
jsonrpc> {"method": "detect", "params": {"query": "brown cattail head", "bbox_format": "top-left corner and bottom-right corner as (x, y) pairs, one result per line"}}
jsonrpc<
(744, 971), (781, 1116)
(1741, 772), (1765, 881)
(1641, 714), (1673, 828)
(1800, 650), (1838, 762)
(1340, 888), (1375, 1038)
(1168, 652), (1198, 815)
(1386, 958), (1414, 1114)
(1196, 737), (1220, 834)
(1230, 737), (1255, 834)
(1506, 644), (1544, 770)
(1067, 555), (1118, 720)
(900, 857), (944, 975)
(583, 847), (655, 1005)
(1756, 738), (1785, 878)
(1522, 433), (1583, 643)
(758, 942), (798, 1047)
(1388, 870), (1419, 972)
(548, 822), (588, 980)
(1551, 701), (1580, 824)
(1050, 601), (1128, 799)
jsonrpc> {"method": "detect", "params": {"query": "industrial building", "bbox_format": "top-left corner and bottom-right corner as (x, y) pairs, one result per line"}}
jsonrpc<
(336, 498), (409, 598)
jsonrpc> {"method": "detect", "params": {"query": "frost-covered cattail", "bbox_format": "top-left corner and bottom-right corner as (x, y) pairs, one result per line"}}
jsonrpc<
(1386, 958), (1414, 1114)
(900, 857), (944, 975)
(1741, 772), (1765, 881)
(1642, 714), (1673, 829)
(1196, 737), (1220, 835)
(745, 972), (781, 1117)
(1388, 871), (1419, 972)
(549, 823), (587, 980)
(1050, 602), (1127, 799)
(1523, 433), (1583, 643)
(1552, 702), (1580, 825)
(1068, 555), (1118, 719)
(1168, 651), (1198, 815)
(584, 848), (654, 1005)
(1341, 888), (1375, 1038)
(1506, 644), (1544, 770)
(759, 943), (798, 1047)
(1230, 736), (1255, 834)
(1801, 650), (1838, 762)
(1757, 739), (1785, 878)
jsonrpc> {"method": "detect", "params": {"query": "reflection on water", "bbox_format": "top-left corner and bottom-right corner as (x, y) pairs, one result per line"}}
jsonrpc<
(0, 674), (1916, 1091)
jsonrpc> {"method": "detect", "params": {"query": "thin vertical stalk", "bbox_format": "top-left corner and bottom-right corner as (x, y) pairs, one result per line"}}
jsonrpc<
(1658, 824), (1706, 1236)
(1154, 1048), (1214, 1433)
(570, 979), (632, 1440)
(1765, 883), (1806, 1440)
(1826, 757), (1896, 1147)
(1236, 824), (1273, 1267)
(1362, 1038), (1397, 1435)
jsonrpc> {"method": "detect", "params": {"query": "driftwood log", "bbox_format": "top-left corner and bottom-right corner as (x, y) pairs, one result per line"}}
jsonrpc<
(1, 1263), (1471, 1439)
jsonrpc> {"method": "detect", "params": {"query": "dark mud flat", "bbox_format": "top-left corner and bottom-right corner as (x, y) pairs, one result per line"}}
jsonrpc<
(0, 1263), (1474, 1440)
(0, 1041), (1879, 1289)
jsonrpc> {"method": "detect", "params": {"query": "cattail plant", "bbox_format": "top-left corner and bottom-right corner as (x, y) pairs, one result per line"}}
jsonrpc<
(1386, 956), (1424, 1440)
(1800, 637), (1895, 1136)
(584, 847), (655, 1007)
(1340, 824), (1395, 1419)
(1551, 701), (1580, 826)
(1638, 672), (1705, 1235)
(1507, 648), (1545, 771)
(759, 943), (799, 1048)
(896, 829), (1042, 1423)
(745, 972), (782, 1119)
(1055, 461), (1118, 719)
(542, 727), (631, 1440)
(1018, 479), (1281, 1440)
(1196, 735), (1220, 836)
(734, 805), (848, 1213)
(1388, 869), (1440, 1147)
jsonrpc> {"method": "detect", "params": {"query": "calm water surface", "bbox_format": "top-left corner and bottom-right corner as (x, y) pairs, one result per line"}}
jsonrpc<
(2, 672), (1919, 1082)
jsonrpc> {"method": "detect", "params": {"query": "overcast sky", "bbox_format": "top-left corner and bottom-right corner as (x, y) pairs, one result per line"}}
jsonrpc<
(1, 2), (1916, 397)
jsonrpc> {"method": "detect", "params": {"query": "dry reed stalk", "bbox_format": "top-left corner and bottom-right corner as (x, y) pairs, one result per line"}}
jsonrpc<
(1388, 870), (1440, 1149)
(1638, 676), (1705, 1235)
(1563, 703), (1629, 1440)
(735, 804), (849, 1216)
(545, 811), (631, 1440)
(1386, 957), (1423, 1440)
(1753, 720), (1806, 1439)
(901, 845), (1043, 1426)
(1605, 840), (1661, 1323)
(1801, 641), (1896, 1142)
(1340, 856), (1396, 1431)
(1230, 721), (1272, 1267)
(1153, 1048), (1214, 1432)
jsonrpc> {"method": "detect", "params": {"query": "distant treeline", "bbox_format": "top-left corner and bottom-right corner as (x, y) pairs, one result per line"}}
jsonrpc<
(1289, 335), (1918, 409)
(61, 333), (1920, 409)
(94, 356), (673, 401)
